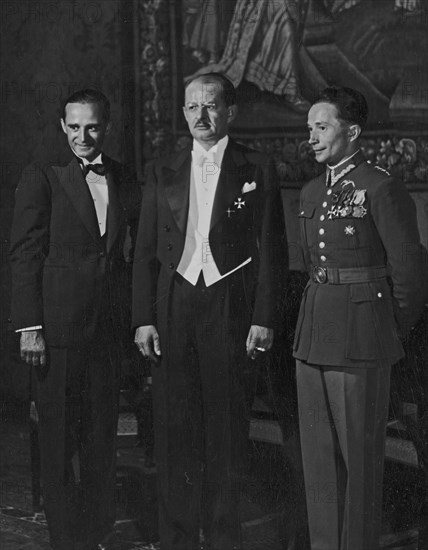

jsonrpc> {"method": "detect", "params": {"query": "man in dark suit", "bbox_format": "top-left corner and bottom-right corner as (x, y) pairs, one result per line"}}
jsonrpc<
(294, 86), (428, 550)
(132, 73), (286, 550)
(9, 89), (140, 550)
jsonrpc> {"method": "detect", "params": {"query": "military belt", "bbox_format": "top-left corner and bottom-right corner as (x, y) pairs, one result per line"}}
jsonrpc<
(310, 265), (387, 285)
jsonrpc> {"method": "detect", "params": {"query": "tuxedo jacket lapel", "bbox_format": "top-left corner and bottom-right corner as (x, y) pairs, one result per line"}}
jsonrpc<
(162, 141), (249, 234)
(163, 147), (191, 234)
(105, 161), (123, 252)
(210, 142), (248, 230)
(54, 157), (101, 244)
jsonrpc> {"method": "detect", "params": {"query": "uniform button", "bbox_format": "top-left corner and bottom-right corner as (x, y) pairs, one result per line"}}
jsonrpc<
(169, 263), (174, 269)
(319, 242), (325, 249)
(320, 255), (327, 262)
(300, 210), (304, 215)
(322, 201), (327, 208)
(167, 244), (172, 250)
(164, 225), (170, 232)
(327, 189), (332, 195)
(320, 215), (325, 221)
(99, 251), (105, 257)
(377, 292), (382, 298)
(319, 228), (325, 235)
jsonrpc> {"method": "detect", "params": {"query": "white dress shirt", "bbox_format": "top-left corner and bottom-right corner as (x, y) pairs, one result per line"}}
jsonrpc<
(177, 136), (251, 286)
(80, 154), (109, 236)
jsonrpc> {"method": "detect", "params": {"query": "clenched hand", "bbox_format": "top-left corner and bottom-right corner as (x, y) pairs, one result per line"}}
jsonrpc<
(246, 325), (274, 360)
(134, 325), (162, 363)
(20, 330), (47, 366)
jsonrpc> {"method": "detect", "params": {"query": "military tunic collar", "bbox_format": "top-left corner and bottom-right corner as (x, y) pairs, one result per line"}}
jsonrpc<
(326, 150), (365, 187)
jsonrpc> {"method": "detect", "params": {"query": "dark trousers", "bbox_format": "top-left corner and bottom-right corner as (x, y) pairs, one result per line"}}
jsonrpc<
(33, 337), (119, 550)
(153, 273), (258, 550)
(296, 361), (391, 550)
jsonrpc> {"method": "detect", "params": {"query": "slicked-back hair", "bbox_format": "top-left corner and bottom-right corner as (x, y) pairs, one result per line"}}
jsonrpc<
(184, 73), (237, 107)
(314, 86), (368, 128)
(62, 89), (110, 121)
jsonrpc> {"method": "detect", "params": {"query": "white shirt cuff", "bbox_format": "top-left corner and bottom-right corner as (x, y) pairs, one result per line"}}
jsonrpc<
(16, 325), (43, 333)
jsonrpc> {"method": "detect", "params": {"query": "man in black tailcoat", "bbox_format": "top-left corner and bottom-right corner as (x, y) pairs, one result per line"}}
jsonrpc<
(132, 73), (286, 550)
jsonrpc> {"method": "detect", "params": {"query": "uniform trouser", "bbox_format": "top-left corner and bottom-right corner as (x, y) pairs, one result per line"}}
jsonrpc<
(153, 272), (258, 550)
(33, 337), (119, 550)
(296, 360), (391, 550)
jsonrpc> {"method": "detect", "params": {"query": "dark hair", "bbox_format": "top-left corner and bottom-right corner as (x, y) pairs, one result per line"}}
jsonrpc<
(314, 86), (368, 128)
(62, 89), (110, 121)
(184, 73), (237, 107)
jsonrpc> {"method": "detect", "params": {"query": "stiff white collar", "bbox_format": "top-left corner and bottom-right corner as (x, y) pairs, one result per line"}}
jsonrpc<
(192, 135), (229, 163)
(76, 153), (103, 166)
(327, 149), (360, 171)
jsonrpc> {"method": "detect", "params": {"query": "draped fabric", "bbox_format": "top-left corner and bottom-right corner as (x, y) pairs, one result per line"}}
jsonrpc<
(194, 0), (308, 100)
(188, 0), (237, 63)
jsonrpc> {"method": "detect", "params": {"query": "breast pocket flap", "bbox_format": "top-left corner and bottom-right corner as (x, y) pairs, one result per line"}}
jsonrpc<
(298, 204), (315, 219)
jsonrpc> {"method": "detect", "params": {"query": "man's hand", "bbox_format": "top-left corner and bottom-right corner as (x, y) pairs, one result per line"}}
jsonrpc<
(246, 325), (274, 360)
(134, 325), (161, 363)
(20, 330), (47, 366)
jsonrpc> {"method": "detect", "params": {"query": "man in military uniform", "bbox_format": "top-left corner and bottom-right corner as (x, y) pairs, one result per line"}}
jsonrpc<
(294, 86), (427, 550)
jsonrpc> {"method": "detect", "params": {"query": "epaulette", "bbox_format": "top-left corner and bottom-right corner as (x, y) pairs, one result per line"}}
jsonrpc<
(373, 165), (391, 176)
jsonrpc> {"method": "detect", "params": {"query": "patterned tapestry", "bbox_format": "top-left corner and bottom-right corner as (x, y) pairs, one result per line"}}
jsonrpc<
(134, 0), (428, 191)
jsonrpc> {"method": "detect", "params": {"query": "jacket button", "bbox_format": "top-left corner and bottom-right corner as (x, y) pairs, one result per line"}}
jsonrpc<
(164, 225), (170, 232)
(319, 242), (325, 249)
(322, 201), (327, 208)
(320, 255), (327, 262)
(169, 263), (174, 269)
(167, 244), (172, 250)
(319, 228), (325, 235)
(320, 215), (325, 221)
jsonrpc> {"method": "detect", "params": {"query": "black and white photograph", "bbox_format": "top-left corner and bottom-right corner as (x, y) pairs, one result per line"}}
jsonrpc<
(1, 1), (427, 549)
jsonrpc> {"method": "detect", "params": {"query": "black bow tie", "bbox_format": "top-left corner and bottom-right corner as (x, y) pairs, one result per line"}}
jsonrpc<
(82, 163), (106, 177)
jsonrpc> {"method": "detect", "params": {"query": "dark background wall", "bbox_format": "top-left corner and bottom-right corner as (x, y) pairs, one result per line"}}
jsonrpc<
(2, 0), (428, 403)
(0, 0), (136, 400)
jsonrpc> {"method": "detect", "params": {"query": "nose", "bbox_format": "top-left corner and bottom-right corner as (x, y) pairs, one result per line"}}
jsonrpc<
(78, 127), (89, 143)
(308, 130), (318, 145)
(196, 105), (209, 118)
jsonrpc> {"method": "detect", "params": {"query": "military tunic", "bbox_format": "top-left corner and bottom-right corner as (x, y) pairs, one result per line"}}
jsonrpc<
(293, 151), (426, 367)
(293, 150), (427, 550)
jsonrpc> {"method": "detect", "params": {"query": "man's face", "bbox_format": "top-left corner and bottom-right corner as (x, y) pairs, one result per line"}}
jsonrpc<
(61, 102), (110, 162)
(183, 78), (237, 150)
(307, 102), (356, 165)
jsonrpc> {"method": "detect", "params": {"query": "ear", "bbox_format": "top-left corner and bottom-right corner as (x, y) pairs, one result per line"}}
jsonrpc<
(182, 105), (189, 123)
(348, 124), (361, 142)
(60, 119), (67, 133)
(227, 104), (238, 124)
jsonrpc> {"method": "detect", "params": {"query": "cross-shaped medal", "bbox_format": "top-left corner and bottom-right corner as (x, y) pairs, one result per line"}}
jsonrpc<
(234, 197), (245, 209)
(226, 207), (235, 218)
(327, 207), (338, 220)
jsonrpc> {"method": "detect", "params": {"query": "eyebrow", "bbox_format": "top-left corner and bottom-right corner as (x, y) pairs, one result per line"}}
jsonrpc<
(307, 120), (330, 127)
(67, 122), (101, 127)
(185, 101), (216, 105)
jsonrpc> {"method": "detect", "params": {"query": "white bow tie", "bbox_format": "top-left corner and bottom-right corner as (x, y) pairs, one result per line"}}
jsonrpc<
(192, 150), (216, 167)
